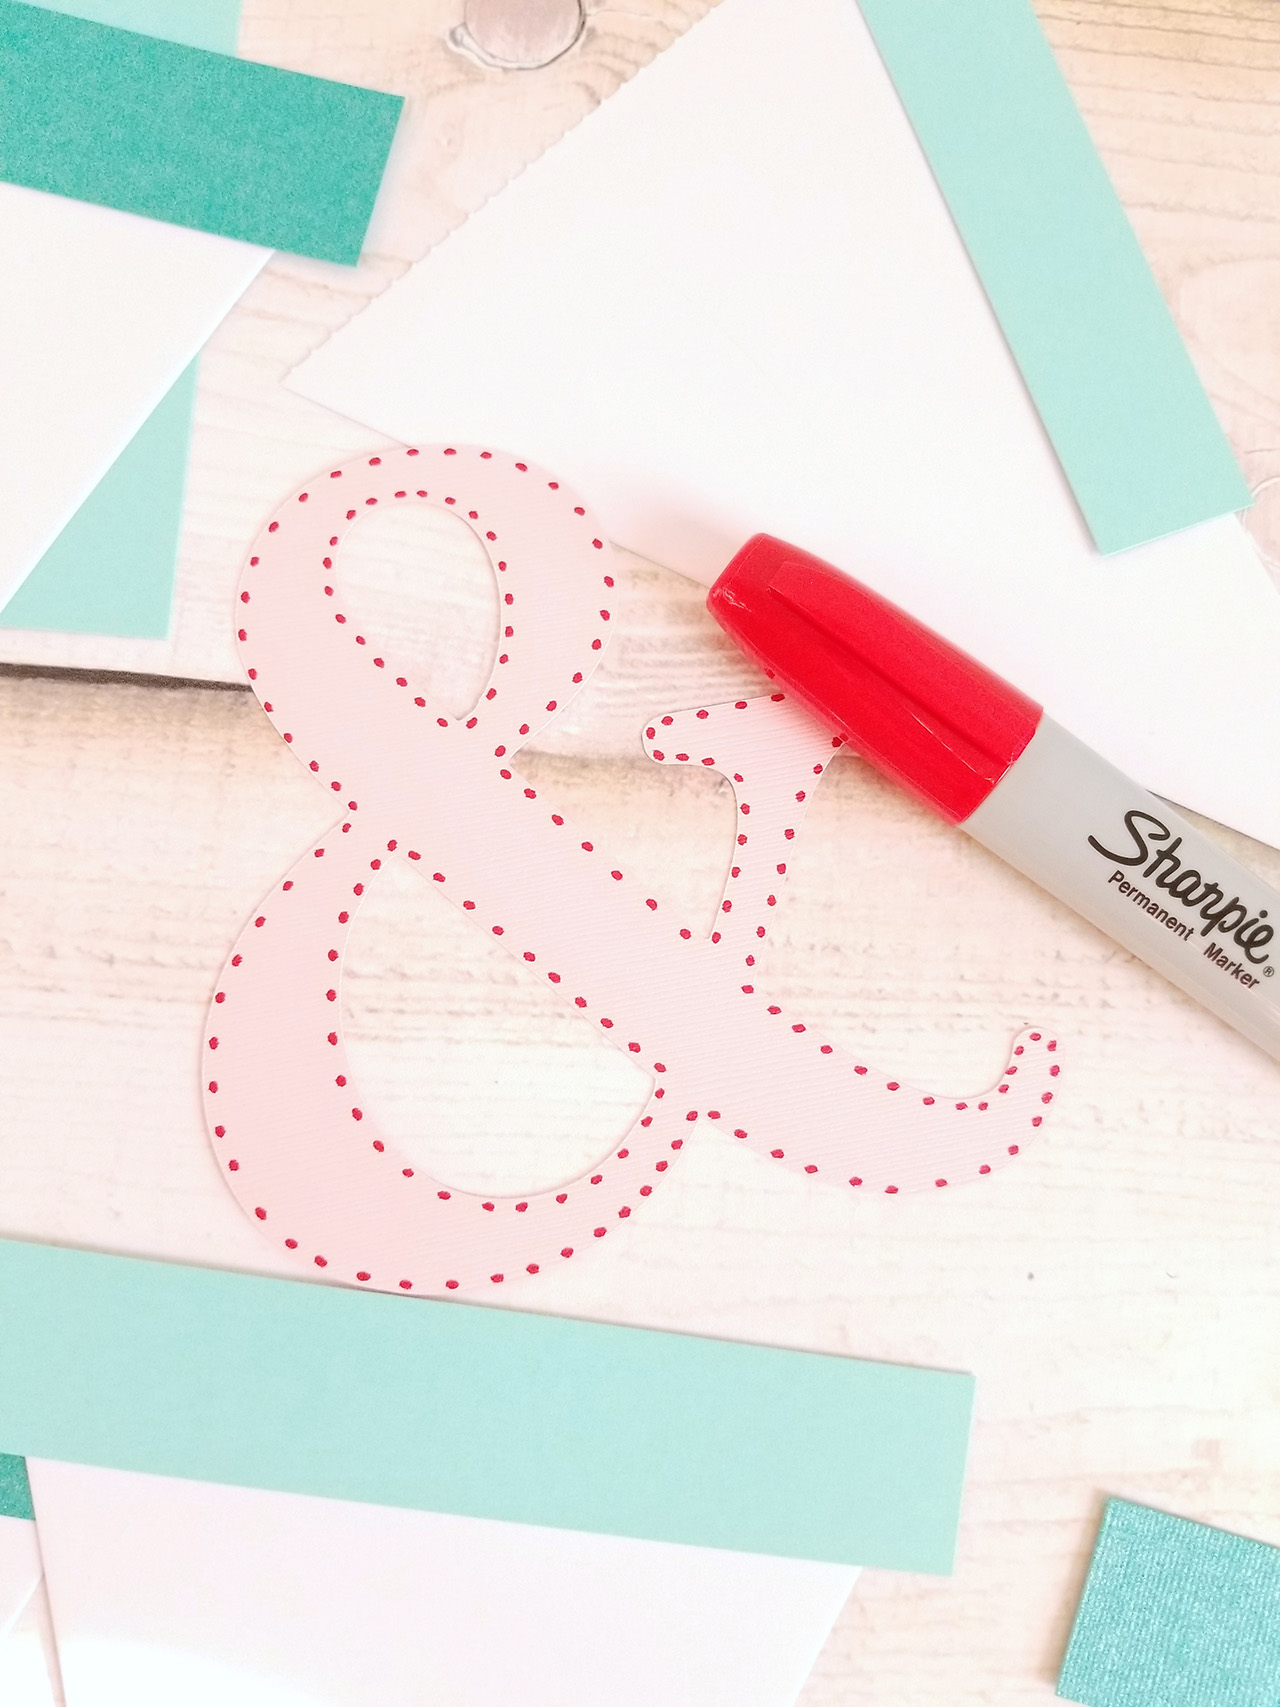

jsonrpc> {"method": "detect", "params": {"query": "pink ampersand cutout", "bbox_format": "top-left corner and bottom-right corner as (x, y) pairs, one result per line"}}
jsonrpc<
(204, 446), (1061, 1295)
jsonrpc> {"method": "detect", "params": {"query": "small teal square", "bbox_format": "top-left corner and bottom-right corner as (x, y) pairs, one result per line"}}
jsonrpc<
(1059, 1500), (1280, 1707)
(0, 1453), (33, 1522)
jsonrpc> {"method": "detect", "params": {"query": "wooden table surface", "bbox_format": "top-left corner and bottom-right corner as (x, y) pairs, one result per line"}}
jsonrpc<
(2, 2), (1279, 1702)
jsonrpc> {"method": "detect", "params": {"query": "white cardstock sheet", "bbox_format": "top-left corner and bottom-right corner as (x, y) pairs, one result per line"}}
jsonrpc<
(0, 183), (266, 609)
(28, 1460), (857, 1707)
(0, 1514), (41, 1647)
(290, 0), (1280, 851)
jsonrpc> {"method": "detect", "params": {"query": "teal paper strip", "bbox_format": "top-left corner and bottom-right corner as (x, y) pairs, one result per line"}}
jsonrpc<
(856, 0), (1251, 555)
(0, 1239), (972, 1572)
(1058, 1500), (1280, 1707)
(0, 1453), (33, 1522)
(27, 0), (238, 52)
(0, 360), (198, 637)
(0, 0), (402, 263)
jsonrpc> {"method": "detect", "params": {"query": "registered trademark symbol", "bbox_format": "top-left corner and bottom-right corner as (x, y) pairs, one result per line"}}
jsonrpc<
(1265, 965), (1275, 978)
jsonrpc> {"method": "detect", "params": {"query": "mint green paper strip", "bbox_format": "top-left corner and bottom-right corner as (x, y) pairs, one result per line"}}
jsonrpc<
(0, 1239), (972, 1571)
(27, 0), (238, 52)
(856, 0), (1251, 555)
(0, 1454), (33, 1522)
(1058, 1500), (1280, 1706)
(0, 0), (238, 639)
(0, 360), (197, 637)
(0, 0), (402, 263)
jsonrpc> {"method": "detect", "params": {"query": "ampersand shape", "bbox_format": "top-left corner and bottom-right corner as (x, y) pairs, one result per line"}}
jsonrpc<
(203, 446), (1061, 1295)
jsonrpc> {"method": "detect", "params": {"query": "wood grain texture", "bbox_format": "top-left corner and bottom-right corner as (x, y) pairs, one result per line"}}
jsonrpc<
(1, 3), (1279, 1704)
(4, 664), (1280, 1705)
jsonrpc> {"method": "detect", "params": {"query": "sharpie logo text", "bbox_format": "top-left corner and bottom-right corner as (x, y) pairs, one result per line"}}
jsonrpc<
(1088, 810), (1273, 967)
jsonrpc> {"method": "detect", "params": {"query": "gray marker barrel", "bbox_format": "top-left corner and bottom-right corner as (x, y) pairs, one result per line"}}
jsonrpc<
(709, 535), (1280, 1067)
(965, 717), (1280, 1061)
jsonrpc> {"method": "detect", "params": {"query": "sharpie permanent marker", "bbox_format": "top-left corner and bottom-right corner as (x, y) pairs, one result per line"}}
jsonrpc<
(708, 535), (1280, 1063)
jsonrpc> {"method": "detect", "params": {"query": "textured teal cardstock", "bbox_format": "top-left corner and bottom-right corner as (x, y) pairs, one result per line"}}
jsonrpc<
(0, 0), (402, 262)
(1058, 1500), (1280, 1707)
(0, 1238), (972, 1571)
(0, 0), (239, 640)
(856, 0), (1251, 555)
(0, 1453), (33, 1522)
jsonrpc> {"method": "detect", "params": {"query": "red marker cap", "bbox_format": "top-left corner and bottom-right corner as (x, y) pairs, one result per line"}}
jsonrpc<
(707, 535), (1042, 823)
